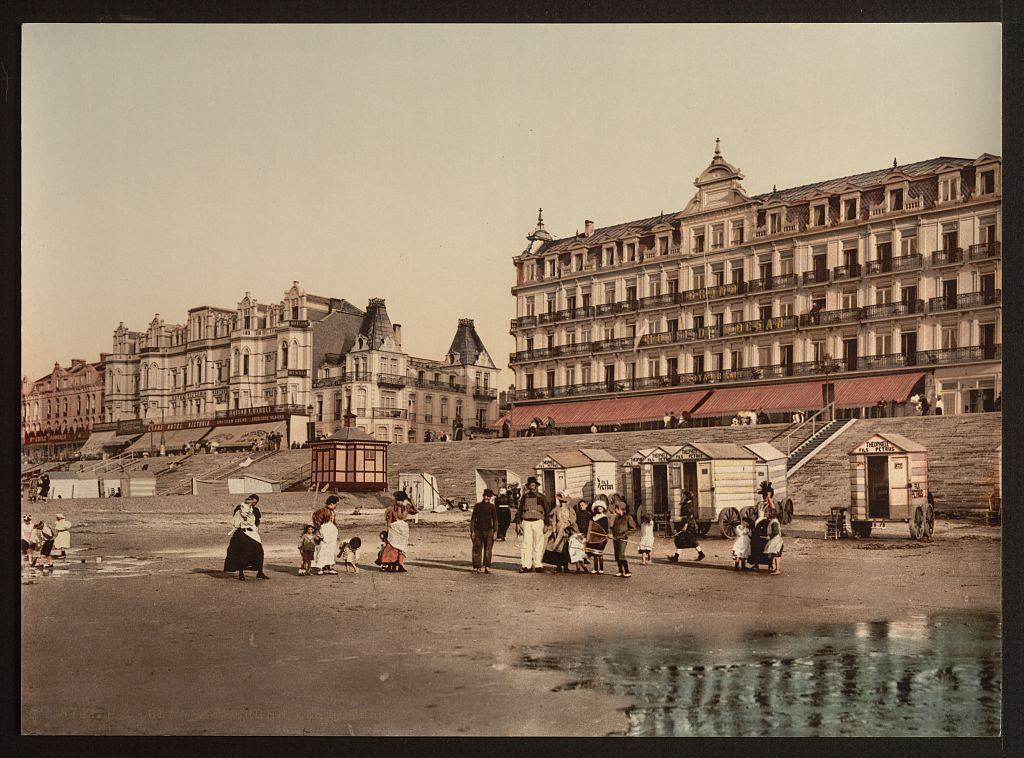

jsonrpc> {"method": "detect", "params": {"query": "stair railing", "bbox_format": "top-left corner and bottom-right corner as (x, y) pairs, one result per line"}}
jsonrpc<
(776, 401), (836, 457)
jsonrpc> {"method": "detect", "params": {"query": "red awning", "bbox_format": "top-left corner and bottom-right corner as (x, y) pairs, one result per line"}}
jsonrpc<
(691, 382), (823, 418)
(497, 389), (710, 428)
(832, 372), (924, 408)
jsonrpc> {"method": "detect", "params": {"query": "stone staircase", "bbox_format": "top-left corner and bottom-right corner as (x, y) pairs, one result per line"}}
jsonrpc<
(787, 413), (1001, 516)
(787, 418), (857, 474)
(154, 452), (252, 495)
(238, 451), (311, 490)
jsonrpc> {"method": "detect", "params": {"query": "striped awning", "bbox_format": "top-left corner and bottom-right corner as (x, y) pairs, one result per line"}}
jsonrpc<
(79, 429), (118, 456)
(691, 382), (824, 418)
(205, 421), (286, 448)
(496, 389), (710, 429)
(123, 426), (214, 454)
(832, 372), (925, 408)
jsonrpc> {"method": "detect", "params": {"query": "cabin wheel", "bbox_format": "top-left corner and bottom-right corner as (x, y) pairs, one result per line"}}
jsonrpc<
(696, 521), (712, 537)
(740, 506), (757, 525)
(718, 507), (741, 539)
(909, 505), (925, 541)
(782, 498), (794, 525)
(924, 503), (935, 538)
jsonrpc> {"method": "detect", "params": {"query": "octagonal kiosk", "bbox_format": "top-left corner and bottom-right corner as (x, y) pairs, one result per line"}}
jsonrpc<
(534, 448), (618, 502)
(843, 432), (932, 540)
(309, 427), (390, 492)
(742, 442), (793, 524)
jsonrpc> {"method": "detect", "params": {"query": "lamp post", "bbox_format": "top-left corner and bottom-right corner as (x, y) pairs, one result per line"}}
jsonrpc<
(306, 403), (315, 443)
(820, 353), (839, 421)
(159, 404), (166, 457)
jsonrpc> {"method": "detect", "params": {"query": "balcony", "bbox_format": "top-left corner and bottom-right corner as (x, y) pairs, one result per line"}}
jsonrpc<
(928, 290), (1001, 313)
(770, 273), (798, 289)
(861, 300), (925, 320)
(799, 307), (862, 327)
(931, 248), (963, 266)
(412, 378), (467, 393)
(865, 254), (924, 275)
(832, 263), (862, 281)
(859, 351), (918, 371)
(681, 282), (746, 303)
(312, 374), (347, 388)
(802, 270), (830, 285)
(512, 315), (538, 330)
(372, 407), (407, 419)
(968, 241), (1001, 261)
(472, 386), (498, 400)
(538, 311), (560, 325)
(376, 373), (407, 388)
(639, 292), (680, 309)
(591, 336), (635, 354)
(722, 315), (797, 337)
(558, 341), (592, 357)
(916, 345), (1001, 366)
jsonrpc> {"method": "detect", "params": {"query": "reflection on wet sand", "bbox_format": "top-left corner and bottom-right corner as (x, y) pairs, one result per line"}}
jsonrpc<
(518, 612), (1000, 736)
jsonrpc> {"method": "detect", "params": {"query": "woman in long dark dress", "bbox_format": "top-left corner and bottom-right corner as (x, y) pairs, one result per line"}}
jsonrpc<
(747, 505), (771, 570)
(224, 494), (268, 580)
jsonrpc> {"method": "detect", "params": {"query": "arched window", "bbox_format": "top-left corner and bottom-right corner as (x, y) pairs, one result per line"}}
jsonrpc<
(281, 342), (289, 369)
(242, 349), (250, 376)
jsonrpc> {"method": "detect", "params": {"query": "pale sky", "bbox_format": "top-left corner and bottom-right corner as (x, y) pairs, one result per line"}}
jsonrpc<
(21, 23), (1001, 386)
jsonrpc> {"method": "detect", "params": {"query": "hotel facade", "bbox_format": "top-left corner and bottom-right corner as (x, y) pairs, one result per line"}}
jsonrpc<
(506, 147), (1001, 429)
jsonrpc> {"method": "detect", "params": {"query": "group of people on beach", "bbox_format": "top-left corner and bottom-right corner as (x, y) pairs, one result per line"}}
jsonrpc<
(20, 512), (72, 570)
(221, 479), (784, 581)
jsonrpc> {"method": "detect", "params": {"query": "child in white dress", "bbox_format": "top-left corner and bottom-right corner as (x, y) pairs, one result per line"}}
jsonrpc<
(568, 531), (587, 573)
(637, 513), (655, 565)
(732, 516), (752, 570)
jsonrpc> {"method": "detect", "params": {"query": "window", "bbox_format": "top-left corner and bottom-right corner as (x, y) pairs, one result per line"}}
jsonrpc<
(281, 343), (289, 369)
(940, 176), (960, 202)
(731, 309), (743, 324)
(546, 334), (554, 350)
(524, 297), (535, 317)
(603, 326), (615, 341)
(581, 366), (591, 384)
(626, 243), (636, 261)
(648, 359), (660, 378)
(730, 350), (742, 370)
(574, 254), (583, 270)
(979, 217), (997, 244)
(759, 305), (772, 322)
(876, 286), (892, 305)
(525, 337), (534, 352)
(292, 304), (299, 320)
(844, 198), (858, 221)
(731, 262), (745, 285)
(658, 237), (669, 255)
(901, 231), (918, 256)
(779, 255), (794, 276)
(566, 295), (577, 311)
(242, 353), (249, 375)
(769, 212), (782, 234)
(812, 341), (826, 363)
(942, 224), (959, 251)
(581, 292), (592, 308)
(813, 204), (826, 227)
(941, 326), (958, 350)
(692, 267), (705, 290)
(693, 315), (705, 330)
(667, 319), (678, 333)
(650, 281), (661, 297)
(780, 301), (794, 317)
(243, 313), (251, 330)
(731, 220), (744, 246)
(711, 224), (724, 250)
(713, 313), (725, 330)
(626, 322), (637, 339)
(889, 188), (904, 211)
(693, 229), (705, 254)
(565, 330), (576, 345)
(758, 346), (771, 366)
(758, 259), (772, 280)
(566, 367), (576, 385)
(605, 247), (615, 266)
(841, 290), (857, 309)
(980, 170), (995, 194)
(875, 334), (892, 355)
(626, 285), (637, 302)
(604, 286), (616, 304)
(667, 279), (678, 295)
(546, 295), (556, 313)
(581, 329), (591, 343)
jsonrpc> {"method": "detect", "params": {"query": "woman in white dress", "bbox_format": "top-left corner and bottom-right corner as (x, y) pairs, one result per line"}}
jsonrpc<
(224, 494), (268, 581)
(314, 509), (340, 575)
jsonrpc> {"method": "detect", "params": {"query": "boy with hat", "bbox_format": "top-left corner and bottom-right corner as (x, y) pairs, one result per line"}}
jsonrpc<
(514, 476), (551, 572)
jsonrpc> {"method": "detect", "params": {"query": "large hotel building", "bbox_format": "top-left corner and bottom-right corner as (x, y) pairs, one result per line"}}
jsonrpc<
(505, 146), (1001, 429)
(22, 282), (498, 461)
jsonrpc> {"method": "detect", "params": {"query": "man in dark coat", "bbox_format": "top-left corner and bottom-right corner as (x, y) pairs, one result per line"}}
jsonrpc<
(470, 489), (498, 573)
(495, 486), (513, 541)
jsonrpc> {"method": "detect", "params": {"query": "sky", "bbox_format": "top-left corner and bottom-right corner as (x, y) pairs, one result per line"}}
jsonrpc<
(21, 23), (1002, 387)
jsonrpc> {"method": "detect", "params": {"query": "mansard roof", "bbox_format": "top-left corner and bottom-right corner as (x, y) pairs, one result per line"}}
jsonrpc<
(447, 318), (493, 366)
(358, 298), (394, 349)
(521, 154), (993, 258)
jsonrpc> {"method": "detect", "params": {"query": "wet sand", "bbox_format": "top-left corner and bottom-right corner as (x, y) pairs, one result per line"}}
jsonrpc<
(20, 493), (1001, 735)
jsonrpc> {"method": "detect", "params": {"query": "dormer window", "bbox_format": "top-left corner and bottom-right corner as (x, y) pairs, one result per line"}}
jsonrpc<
(626, 243), (636, 261)
(844, 198), (858, 221)
(980, 169), (996, 195)
(769, 212), (781, 234)
(812, 204), (826, 227)
(940, 176), (960, 202)
(547, 258), (556, 277)
(658, 237), (669, 255)
(889, 188), (904, 211)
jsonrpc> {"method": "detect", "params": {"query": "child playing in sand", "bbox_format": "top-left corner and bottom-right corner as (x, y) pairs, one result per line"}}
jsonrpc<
(339, 537), (362, 573)
(297, 524), (316, 576)
(637, 513), (655, 565)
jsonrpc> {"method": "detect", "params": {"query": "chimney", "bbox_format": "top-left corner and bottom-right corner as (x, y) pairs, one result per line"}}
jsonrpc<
(584, 220), (595, 237)
(392, 323), (402, 345)
(344, 397), (356, 428)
